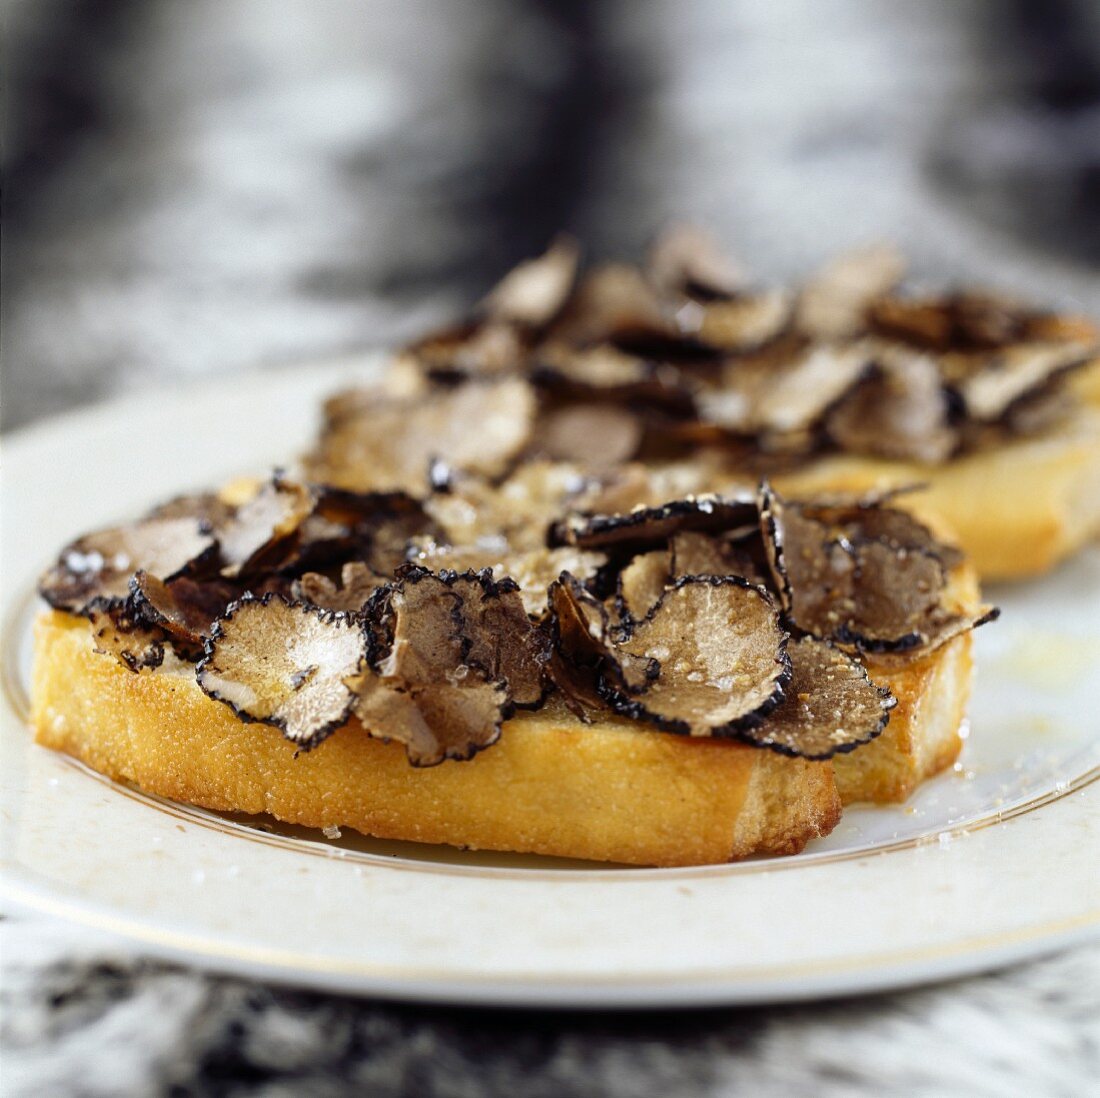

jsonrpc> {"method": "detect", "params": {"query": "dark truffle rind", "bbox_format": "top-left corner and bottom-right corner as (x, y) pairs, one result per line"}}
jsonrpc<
(88, 601), (167, 673)
(39, 517), (217, 615)
(598, 575), (792, 737)
(555, 493), (758, 551)
(197, 593), (370, 750)
(129, 571), (238, 660)
(737, 636), (896, 759)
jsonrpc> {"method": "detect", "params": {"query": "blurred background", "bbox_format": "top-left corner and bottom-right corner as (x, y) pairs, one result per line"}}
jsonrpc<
(5, 0), (1100, 430)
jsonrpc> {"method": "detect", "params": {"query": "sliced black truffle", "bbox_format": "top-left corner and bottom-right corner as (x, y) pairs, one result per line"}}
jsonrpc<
(531, 404), (643, 468)
(294, 562), (387, 614)
(826, 343), (956, 464)
(693, 289), (793, 352)
(39, 517), (216, 614)
(647, 223), (745, 300)
(295, 487), (438, 577)
(617, 549), (671, 622)
(669, 531), (769, 587)
(480, 236), (579, 327)
(443, 570), (549, 706)
(751, 342), (872, 439)
(408, 320), (525, 379)
(88, 602), (166, 672)
(218, 479), (315, 578)
(759, 484), (980, 653)
(145, 492), (236, 527)
(802, 497), (965, 571)
(796, 246), (904, 339)
(376, 571), (466, 684)
(424, 461), (595, 553)
(600, 576), (791, 736)
(197, 595), (368, 748)
(408, 540), (606, 616)
(953, 342), (1097, 423)
(546, 572), (656, 710)
(740, 636), (895, 758)
(556, 493), (758, 552)
(129, 571), (238, 658)
(533, 343), (694, 413)
(306, 378), (536, 494)
(351, 671), (508, 767)
(547, 262), (673, 346)
(867, 291), (1097, 352)
(349, 568), (514, 764)
(833, 540), (948, 651)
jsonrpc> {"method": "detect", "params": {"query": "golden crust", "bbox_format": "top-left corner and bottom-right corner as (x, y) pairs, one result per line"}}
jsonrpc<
(32, 611), (840, 867)
(772, 404), (1100, 581)
(835, 636), (972, 803)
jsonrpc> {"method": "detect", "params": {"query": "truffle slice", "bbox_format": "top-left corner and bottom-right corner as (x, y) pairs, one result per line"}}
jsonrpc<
(444, 571), (549, 706)
(480, 236), (580, 327)
(294, 562), (388, 614)
(669, 531), (769, 587)
(758, 485), (981, 653)
(833, 540), (948, 651)
(197, 595), (368, 748)
(647, 223), (745, 300)
(408, 541), (606, 616)
(353, 569), (513, 764)
(801, 497), (965, 571)
(826, 344), (956, 464)
(953, 342), (1097, 423)
(866, 291), (1095, 352)
(617, 549), (671, 621)
(129, 571), (238, 657)
(381, 568), (547, 707)
(601, 577), (791, 736)
(693, 289), (793, 352)
(298, 487), (438, 576)
(751, 342), (872, 438)
(145, 492), (236, 527)
(533, 343), (695, 413)
(423, 461), (587, 552)
(741, 637), (895, 758)
(531, 404), (643, 468)
(306, 379), (536, 494)
(556, 493), (757, 552)
(377, 571), (466, 684)
(39, 517), (216, 614)
(548, 263), (673, 346)
(409, 320), (526, 379)
(87, 602), (166, 672)
(547, 572), (656, 711)
(218, 479), (315, 578)
(351, 672), (508, 767)
(796, 246), (905, 339)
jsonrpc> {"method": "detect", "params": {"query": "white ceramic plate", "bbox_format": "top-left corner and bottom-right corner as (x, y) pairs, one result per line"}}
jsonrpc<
(3, 359), (1099, 1007)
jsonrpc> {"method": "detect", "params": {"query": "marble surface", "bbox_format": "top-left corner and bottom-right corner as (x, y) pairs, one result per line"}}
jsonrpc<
(3, 914), (1099, 1098)
(4, 2), (1099, 1094)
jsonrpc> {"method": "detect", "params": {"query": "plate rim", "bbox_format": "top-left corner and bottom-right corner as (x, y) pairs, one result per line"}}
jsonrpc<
(4, 875), (1097, 1007)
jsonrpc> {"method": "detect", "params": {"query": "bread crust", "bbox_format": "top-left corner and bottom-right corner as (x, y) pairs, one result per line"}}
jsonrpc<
(32, 611), (842, 867)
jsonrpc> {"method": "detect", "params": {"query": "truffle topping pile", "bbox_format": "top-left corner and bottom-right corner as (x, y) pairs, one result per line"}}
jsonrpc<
(305, 230), (1098, 493)
(39, 230), (1025, 765)
(40, 461), (995, 763)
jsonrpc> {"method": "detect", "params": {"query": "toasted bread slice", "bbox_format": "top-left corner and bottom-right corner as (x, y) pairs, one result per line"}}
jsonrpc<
(837, 635), (971, 804)
(31, 594), (975, 866)
(772, 405), (1100, 582)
